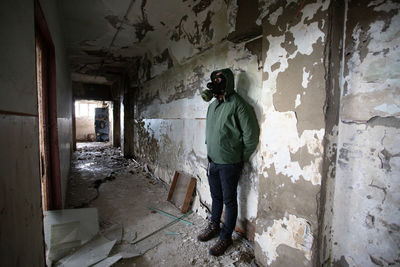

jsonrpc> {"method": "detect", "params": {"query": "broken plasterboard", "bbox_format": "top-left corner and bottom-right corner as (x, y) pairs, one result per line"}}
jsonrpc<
(58, 235), (116, 267)
(44, 208), (99, 263)
(48, 221), (81, 261)
(167, 171), (196, 213)
(92, 254), (123, 267)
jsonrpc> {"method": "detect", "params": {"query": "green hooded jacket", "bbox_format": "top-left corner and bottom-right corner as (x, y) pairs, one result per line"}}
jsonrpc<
(206, 68), (260, 164)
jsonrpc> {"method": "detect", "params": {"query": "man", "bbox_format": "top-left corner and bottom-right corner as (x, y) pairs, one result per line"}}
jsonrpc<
(198, 68), (260, 256)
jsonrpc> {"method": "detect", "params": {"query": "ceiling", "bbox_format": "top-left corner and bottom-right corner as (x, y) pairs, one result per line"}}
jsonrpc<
(59, 0), (242, 86)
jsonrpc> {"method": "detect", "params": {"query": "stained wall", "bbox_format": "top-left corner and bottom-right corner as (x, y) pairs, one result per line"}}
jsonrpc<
(0, 0), (73, 265)
(69, 0), (399, 266)
(129, 0), (263, 238)
(255, 1), (330, 266)
(328, 1), (400, 266)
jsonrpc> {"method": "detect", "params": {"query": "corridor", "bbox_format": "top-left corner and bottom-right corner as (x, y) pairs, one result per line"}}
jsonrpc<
(1, 0), (400, 266)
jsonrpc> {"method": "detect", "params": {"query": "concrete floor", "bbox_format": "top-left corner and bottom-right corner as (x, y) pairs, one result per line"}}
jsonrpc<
(65, 142), (255, 266)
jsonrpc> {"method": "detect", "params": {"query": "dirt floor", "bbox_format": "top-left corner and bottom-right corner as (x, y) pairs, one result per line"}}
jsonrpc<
(65, 142), (255, 266)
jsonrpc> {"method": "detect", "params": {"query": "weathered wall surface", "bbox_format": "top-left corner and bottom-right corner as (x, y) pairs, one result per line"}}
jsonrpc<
(40, 0), (74, 206)
(0, 0), (72, 265)
(130, 0), (263, 238)
(134, 39), (263, 235)
(318, 0), (345, 265)
(329, 1), (400, 266)
(0, 1), (45, 265)
(96, 0), (399, 266)
(255, 0), (330, 266)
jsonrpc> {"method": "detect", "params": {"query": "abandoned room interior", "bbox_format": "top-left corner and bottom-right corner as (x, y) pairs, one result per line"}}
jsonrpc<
(1, 0), (399, 266)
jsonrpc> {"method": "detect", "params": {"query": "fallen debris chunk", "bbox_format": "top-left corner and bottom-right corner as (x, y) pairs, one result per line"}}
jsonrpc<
(58, 235), (116, 267)
(116, 244), (141, 259)
(44, 208), (99, 263)
(102, 224), (123, 242)
(91, 254), (122, 267)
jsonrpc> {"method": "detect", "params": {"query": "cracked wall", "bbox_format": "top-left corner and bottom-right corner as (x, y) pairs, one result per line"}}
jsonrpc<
(330, 1), (400, 266)
(255, 0), (330, 266)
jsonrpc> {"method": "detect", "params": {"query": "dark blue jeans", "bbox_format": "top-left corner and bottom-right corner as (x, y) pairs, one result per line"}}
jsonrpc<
(208, 161), (243, 240)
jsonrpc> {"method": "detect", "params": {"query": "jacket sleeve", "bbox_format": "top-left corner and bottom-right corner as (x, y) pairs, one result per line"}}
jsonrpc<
(237, 102), (260, 161)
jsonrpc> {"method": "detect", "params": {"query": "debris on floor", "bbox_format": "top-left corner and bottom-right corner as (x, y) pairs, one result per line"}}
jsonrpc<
(44, 208), (99, 265)
(57, 235), (116, 267)
(65, 142), (256, 266)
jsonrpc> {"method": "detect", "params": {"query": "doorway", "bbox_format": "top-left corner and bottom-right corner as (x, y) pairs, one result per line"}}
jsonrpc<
(35, 0), (62, 211)
(74, 100), (114, 144)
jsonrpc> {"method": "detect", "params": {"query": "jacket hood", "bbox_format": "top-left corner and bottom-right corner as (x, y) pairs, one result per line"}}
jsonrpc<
(210, 68), (235, 97)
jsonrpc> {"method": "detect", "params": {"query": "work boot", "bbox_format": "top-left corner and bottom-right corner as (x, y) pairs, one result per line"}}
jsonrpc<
(197, 224), (220, 242)
(209, 239), (233, 256)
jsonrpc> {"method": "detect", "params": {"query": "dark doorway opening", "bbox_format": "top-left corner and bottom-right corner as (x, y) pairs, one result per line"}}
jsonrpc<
(35, 0), (62, 211)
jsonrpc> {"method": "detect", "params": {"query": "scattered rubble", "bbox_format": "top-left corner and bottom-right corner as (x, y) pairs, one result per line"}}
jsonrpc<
(66, 142), (256, 266)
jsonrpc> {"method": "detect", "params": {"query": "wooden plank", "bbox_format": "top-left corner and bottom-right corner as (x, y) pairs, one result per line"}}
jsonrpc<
(167, 171), (179, 201)
(181, 177), (196, 213)
(167, 171), (197, 213)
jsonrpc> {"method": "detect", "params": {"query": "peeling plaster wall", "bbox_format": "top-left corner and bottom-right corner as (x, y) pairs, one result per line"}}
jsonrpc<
(116, 0), (264, 239)
(255, 0), (330, 266)
(330, 1), (400, 266)
(134, 38), (263, 236)
(60, 0), (239, 81)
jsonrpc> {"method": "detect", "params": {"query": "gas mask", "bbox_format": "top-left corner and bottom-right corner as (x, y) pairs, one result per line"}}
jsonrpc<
(201, 72), (227, 102)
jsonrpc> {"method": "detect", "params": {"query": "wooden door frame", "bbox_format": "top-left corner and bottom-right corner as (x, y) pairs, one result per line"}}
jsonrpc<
(35, 0), (62, 210)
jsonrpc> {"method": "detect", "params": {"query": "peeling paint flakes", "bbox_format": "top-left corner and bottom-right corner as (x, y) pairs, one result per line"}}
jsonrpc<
(374, 103), (400, 115)
(295, 94), (301, 108)
(302, 67), (310, 88)
(244, 187), (258, 220)
(301, 1), (330, 21)
(255, 215), (313, 265)
(368, 0), (386, 7)
(227, 0), (238, 32)
(268, 7), (283, 25)
(291, 22), (324, 56)
(260, 111), (324, 185)
(372, 0), (400, 12)
(264, 35), (288, 74)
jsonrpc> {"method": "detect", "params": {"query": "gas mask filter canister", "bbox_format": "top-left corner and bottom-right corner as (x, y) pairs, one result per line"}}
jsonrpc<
(201, 72), (226, 102)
